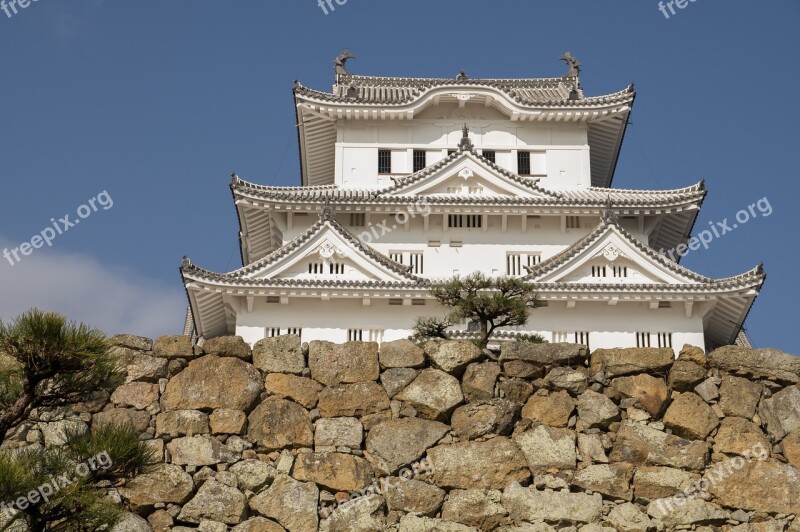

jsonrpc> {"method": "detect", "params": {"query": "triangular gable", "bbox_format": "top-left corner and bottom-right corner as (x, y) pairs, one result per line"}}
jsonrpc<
(229, 219), (420, 284)
(380, 149), (560, 199)
(527, 214), (712, 285)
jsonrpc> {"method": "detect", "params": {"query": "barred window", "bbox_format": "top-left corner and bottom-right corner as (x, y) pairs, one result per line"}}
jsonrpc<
(378, 150), (392, 174)
(566, 216), (581, 229)
(329, 263), (345, 275)
(518, 151), (531, 175)
(350, 213), (366, 227)
(413, 150), (427, 172)
(636, 332), (651, 348)
(657, 332), (673, 348)
(348, 329), (363, 342)
(482, 150), (496, 164)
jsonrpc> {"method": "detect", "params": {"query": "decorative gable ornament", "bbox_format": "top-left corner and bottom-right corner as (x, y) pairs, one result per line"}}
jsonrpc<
(599, 243), (625, 262)
(315, 240), (346, 265)
(458, 167), (474, 180)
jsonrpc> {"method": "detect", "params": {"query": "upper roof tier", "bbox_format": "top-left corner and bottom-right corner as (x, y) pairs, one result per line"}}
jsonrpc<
(294, 52), (635, 189)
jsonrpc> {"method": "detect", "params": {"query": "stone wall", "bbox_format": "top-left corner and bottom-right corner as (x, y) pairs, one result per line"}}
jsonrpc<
(3, 334), (800, 532)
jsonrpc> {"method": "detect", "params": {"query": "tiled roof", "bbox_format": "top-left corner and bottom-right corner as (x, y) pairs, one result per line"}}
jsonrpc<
(295, 75), (634, 108)
(524, 211), (765, 289)
(183, 216), (425, 285)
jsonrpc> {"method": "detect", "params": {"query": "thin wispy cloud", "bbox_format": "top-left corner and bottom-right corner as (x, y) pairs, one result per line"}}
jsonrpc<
(0, 235), (185, 339)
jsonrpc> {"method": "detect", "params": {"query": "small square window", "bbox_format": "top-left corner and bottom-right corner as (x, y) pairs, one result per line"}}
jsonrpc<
(482, 150), (496, 163)
(413, 150), (427, 173)
(518, 151), (531, 175)
(378, 150), (392, 174)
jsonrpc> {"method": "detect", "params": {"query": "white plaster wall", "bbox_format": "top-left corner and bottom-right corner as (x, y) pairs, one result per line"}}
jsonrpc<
(276, 214), (649, 280)
(335, 112), (591, 190)
(234, 298), (705, 355)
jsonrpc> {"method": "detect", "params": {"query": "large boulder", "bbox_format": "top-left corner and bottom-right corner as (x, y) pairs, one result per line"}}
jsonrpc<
(249, 475), (318, 532)
(647, 498), (729, 527)
(264, 374), (323, 409)
(153, 335), (195, 360)
(161, 356), (263, 412)
(500, 342), (588, 367)
(293, 452), (374, 492)
(589, 348), (674, 378)
(667, 360), (707, 392)
(155, 410), (209, 438)
(167, 435), (235, 466)
(111, 382), (159, 410)
(663, 393), (719, 440)
(441, 489), (508, 530)
(209, 409), (247, 435)
(462, 361), (501, 402)
(93, 408), (151, 434)
(366, 418), (449, 475)
(308, 341), (380, 385)
(230, 459), (277, 492)
(110, 334), (153, 352)
(633, 466), (700, 502)
(428, 437), (530, 489)
(319, 493), (385, 532)
(383, 478), (445, 515)
(709, 346), (800, 384)
(713, 417), (770, 457)
(379, 339), (425, 368)
(396, 514), (477, 532)
(424, 340), (482, 374)
(782, 429), (800, 468)
(610, 422), (709, 471)
(718, 375), (763, 419)
(521, 391), (575, 428)
(125, 354), (169, 383)
(450, 399), (517, 439)
(177, 478), (247, 525)
(247, 398), (313, 450)
(758, 385), (800, 440)
(380, 368), (418, 398)
(318, 382), (390, 417)
(545, 367), (588, 395)
(706, 459), (800, 515)
(314, 417), (363, 450)
(119, 464), (194, 508)
(502, 485), (603, 525)
(606, 502), (653, 532)
(611, 374), (669, 417)
(576, 390), (620, 429)
(202, 336), (251, 360)
(395, 369), (464, 421)
(252, 335), (304, 375)
(513, 425), (576, 474)
(231, 518), (284, 532)
(571, 463), (635, 501)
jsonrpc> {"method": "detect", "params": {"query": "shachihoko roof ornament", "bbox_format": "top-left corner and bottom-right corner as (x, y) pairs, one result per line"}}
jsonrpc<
(334, 49), (355, 78)
(560, 51), (582, 78)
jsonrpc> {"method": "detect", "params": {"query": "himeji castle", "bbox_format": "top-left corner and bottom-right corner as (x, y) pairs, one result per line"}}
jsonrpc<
(181, 51), (765, 354)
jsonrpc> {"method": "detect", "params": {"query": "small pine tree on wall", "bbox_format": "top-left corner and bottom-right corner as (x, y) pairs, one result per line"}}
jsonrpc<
(0, 310), (155, 531)
(413, 272), (542, 348)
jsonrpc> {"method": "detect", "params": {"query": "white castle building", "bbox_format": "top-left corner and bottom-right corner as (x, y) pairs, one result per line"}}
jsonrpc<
(181, 52), (765, 354)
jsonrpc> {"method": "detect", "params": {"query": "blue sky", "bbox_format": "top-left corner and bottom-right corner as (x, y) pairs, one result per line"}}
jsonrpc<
(0, 0), (797, 350)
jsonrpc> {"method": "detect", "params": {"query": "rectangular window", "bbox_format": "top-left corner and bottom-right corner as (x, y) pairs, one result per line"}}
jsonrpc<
(378, 150), (392, 174)
(329, 263), (345, 275)
(388, 299), (402, 306)
(507, 253), (523, 276)
(390, 252), (404, 264)
(266, 296), (280, 304)
(448, 150), (456, 156)
(657, 332), (673, 348)
(552, 331), (569, 343)
(466, 215), (482, 228)
(287, 328), (302, 337)
(448, 215), (463, 228)
(409, 252), (424, 274)
(412, 299), (426, 306)
(348, 329), (363, 342)
(591, 266), (607, 278)
(566, 216), (581, 229)
(482, 150), (496, 164)
(612, 266), (628, 278)
(446, 186), (461, 194)
(518, 151), (531, 175)
(468, 186), (483, 195)
(527, 254), (542, 268)
(413, 150), (427, 173)
(308, 262), (325, 274)
(574, 332), (590, 349)
(636, 332), (651, 348)
(266, 327), (281, 338)
(350, 213), (366, 227)
(368, 329), (384, 343)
